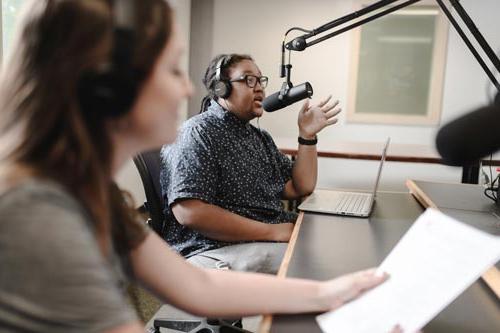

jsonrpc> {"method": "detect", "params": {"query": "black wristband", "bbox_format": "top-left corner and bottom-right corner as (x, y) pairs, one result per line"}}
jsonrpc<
(298, 136), (318, 145)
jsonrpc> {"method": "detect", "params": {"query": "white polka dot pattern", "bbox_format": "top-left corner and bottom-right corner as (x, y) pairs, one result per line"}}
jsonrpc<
(160, 100), (297, 257)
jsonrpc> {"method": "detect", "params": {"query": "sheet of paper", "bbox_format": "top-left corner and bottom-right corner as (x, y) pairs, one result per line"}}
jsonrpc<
(316, 208), (500, 333)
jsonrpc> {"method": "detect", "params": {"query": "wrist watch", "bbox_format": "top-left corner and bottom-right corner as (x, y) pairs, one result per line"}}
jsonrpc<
(298, 136), (318, 145)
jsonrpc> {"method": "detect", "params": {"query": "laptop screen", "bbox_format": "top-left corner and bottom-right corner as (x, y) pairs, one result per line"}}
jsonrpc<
(371, 137), (391, 198)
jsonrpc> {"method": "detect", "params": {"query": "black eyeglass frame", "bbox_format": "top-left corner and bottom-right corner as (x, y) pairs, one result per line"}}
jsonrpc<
(229, 74), (269, 89)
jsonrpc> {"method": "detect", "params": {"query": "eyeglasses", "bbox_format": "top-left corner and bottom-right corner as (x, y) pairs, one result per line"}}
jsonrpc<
(230, 75), (269, 89)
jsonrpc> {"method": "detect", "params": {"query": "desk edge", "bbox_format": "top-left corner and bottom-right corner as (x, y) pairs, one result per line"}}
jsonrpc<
(258, 211), (305, 333)
(406, 179), (500, 299)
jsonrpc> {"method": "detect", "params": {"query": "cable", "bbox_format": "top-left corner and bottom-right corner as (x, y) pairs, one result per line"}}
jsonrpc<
(481, 49), (499, 202)
(284, 27), (312, 36)
(488, 154), (493, 185)
(484, 168), (499, 202)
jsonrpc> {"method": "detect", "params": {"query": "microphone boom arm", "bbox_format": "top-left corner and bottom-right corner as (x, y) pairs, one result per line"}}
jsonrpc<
(284, 0), (500, 91)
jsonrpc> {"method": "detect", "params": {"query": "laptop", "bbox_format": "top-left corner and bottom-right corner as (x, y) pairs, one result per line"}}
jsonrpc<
(298, 138), (390, 217)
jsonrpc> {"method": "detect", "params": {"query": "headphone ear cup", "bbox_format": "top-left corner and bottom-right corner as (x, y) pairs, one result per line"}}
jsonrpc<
(214, 80), (232, 99)
(78, 69), (138, 118)
(213, 55), (232, 99)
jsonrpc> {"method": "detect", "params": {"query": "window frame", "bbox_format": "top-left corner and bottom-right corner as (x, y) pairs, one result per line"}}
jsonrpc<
(346, 0), (449, 126)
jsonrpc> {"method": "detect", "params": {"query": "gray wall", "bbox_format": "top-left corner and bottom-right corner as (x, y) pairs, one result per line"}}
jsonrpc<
(188, 0), (214, 117)
(189, 0), (500, 191)
(117, 0), (500, 204)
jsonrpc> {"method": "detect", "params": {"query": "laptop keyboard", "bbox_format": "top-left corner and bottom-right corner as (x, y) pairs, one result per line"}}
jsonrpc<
(334, 193), (371, 213)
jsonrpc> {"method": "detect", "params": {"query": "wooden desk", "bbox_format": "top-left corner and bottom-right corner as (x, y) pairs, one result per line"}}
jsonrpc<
(406, 179), (500, 298)
(260, 191), (500, 333)
(274, 138), (500, 183)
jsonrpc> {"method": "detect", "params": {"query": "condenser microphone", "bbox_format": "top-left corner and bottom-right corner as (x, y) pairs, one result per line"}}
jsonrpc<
(262, 82), (313, 112)
(436, 98), (500, 166)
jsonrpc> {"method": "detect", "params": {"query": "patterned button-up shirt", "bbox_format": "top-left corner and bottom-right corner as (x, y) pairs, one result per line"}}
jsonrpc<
(160, 100), (297, 257)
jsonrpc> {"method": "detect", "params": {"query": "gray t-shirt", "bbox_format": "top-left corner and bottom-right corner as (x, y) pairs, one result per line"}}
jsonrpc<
(0, 180), (138, 332)
(160, 100), (297, 258)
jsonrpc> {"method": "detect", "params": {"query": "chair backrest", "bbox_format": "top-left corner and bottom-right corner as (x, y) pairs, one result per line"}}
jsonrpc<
(133, 148), (165, 235)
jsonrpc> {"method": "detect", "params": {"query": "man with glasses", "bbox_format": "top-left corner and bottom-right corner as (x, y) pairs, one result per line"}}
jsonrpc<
(160, 54), (340, 274)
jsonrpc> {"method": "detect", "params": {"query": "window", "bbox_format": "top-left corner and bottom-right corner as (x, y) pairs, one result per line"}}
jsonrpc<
(347, 2), (449, 125)
(1, 0), (26, 61)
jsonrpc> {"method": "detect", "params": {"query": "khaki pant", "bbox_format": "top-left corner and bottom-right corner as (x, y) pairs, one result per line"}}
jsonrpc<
(187, 242), (288, 274)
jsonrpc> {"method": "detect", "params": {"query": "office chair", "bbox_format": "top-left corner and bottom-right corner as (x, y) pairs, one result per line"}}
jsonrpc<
(133, 149), (166, 235)
(133, 149), (252, 333)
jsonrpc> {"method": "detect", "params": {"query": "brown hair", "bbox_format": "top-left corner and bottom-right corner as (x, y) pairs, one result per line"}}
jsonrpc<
(0, 0), (173, 253)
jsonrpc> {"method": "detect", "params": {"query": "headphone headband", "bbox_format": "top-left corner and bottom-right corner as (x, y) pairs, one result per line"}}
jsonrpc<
(112, 0), (136, 68)
(78, 0), (140, 118)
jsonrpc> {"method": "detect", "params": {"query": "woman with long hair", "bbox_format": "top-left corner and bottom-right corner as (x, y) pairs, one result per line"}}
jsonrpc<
(0, 1), (388, 332)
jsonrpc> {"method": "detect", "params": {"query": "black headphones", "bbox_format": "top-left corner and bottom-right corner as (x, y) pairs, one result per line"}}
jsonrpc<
(213, 55), (232, 99)
(78, 0), (143, 118)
